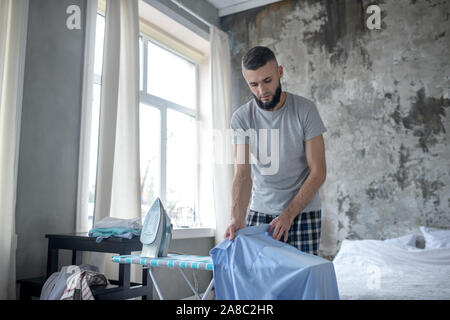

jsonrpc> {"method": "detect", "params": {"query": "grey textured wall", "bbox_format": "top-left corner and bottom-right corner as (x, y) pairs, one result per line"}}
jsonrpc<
(220, 0), (450, 257)
(16, 0), (87, 279)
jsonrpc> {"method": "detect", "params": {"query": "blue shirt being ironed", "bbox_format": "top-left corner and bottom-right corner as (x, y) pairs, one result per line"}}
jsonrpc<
(210, 224), (339, 300)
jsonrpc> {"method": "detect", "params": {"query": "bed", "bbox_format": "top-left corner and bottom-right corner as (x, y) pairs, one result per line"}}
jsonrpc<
(332, 227), (450, 300)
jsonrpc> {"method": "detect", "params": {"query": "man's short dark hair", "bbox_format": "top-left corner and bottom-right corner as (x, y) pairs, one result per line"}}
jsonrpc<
(242, 46), (277, 71)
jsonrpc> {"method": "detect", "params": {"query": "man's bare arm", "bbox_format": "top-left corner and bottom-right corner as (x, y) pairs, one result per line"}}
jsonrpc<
(225, 144), (252, 240)
(284, 134), (326, 218)
(269, 134), (327, 241)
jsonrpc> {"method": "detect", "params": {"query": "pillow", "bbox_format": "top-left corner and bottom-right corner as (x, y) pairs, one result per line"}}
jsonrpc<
(420, 226), (450, 249)
(384, 234), (417, 247)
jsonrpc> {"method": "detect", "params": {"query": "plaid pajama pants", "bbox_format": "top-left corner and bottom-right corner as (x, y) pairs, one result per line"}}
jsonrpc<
(246, 209), (322, 256)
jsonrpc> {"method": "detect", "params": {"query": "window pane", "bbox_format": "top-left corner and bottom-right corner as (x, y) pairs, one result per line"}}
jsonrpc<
(166, 109), (196, 227)
(140, 104), (161, 218)
(86, 13), (106, 230)
(87, 83), (102, 227)
(147, 41), (196, 109)
(94, 13), (105, 76)
(139, 37), (143, 92)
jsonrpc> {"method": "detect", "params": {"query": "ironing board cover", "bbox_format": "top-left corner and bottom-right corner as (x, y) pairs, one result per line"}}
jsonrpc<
(112, 254), (213, 271)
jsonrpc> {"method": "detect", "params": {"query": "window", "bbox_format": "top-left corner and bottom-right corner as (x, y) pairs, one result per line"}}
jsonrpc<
(139, 36), (198, 228)
(86, 9), (105, 228)
(86, 5), (200, 229)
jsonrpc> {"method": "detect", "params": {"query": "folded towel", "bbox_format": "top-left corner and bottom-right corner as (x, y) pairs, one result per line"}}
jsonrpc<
(89, 217), (142, 242)
(93, 217), (142, 230)
(89, 227), (142, 243)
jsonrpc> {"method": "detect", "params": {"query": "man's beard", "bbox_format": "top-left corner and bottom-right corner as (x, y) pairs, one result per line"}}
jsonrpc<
(253, 82), (282, 111)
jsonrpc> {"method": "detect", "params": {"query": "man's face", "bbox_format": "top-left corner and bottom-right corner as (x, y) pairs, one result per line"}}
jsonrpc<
(242, 60), (283, 110)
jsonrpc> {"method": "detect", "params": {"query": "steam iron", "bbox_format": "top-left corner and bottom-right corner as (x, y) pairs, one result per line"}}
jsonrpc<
(140, 198), (173, 258)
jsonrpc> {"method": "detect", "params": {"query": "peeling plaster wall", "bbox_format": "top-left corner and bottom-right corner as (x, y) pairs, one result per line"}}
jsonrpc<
(220, 0), (450, 257)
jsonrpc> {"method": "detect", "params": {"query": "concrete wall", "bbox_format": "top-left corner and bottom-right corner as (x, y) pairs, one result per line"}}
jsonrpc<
(220, 0), (450, 257)
(16, 0), (87, 280)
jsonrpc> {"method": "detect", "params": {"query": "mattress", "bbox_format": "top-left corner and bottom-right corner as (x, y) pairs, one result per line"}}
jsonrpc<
(333, 239), (450, 300)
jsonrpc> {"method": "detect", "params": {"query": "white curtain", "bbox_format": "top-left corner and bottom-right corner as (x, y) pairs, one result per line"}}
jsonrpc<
(0, 0), (28, 300)
(210, 26), (234, 245)
(91, 0), (141, 277)
(94, 0), (141, 223)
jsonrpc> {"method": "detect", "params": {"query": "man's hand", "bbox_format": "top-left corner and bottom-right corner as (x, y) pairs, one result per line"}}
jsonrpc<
(268, 213), (294, 242)
(224, 218), (246, 241)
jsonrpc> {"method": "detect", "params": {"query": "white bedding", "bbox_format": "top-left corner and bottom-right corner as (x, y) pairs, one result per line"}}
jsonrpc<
(333, 239), (450, 300)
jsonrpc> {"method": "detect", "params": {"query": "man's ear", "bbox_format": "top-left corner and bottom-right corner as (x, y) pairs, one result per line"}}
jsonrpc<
(278, 65), (284, 78)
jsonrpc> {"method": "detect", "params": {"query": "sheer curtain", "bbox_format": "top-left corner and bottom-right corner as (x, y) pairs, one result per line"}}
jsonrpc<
(90, 0), (141, 276)
(94, 0), (141, 224)
(209, 26), (234, 245)
(0, 0), (28, 300)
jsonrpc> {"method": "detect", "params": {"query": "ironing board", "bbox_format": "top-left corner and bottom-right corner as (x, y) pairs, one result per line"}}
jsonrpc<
(112, 254), (214, 300)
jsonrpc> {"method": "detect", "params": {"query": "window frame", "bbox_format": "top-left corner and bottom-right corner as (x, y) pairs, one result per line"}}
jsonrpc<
(81, 1), (206, 232)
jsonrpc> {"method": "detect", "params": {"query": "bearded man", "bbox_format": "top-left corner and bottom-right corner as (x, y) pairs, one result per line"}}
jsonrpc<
(224, 46), (327, 256)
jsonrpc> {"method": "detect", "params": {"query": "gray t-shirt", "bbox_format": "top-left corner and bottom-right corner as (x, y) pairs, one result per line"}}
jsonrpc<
(231, 92), (327, 215)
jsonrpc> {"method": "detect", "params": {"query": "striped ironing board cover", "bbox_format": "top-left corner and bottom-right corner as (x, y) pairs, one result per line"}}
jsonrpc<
(112, 254), (213, 271)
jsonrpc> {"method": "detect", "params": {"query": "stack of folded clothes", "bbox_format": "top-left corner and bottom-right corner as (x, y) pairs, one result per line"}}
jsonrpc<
(88, 217), (142, 243)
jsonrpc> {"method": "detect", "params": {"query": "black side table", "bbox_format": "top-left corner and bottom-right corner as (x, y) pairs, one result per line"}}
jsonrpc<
(44, 233), (152, 300)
